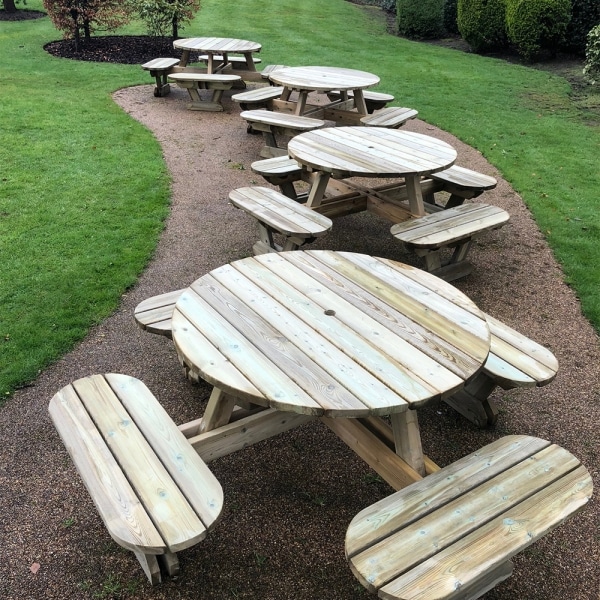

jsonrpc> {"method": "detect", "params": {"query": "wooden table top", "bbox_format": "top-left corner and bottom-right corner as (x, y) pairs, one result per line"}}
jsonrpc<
(288, 127), (457, 179)
(171, 251), (490, 418)
(173, 37), (261, 54)
(269, 66), (379, 92)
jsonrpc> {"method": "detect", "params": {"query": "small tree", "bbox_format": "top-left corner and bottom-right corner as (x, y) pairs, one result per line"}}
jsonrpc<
(136, 0), (200, 39)
(43, 0), (133, 50)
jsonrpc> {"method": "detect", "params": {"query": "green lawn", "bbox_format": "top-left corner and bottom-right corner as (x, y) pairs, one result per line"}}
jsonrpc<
(1, 0), (599, 399)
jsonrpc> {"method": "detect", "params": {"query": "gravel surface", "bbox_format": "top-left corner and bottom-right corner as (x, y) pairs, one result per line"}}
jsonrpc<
(1, 83), (598, 600)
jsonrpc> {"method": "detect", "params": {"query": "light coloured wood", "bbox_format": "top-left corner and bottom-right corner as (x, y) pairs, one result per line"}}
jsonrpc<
(173, 37), (261, 74)
(390, 410), (425, 476)
(346, 435), (593, 600)
(188, 408), (314, 462)
(168, 72), (242, 111)
(360, 107), (419, 128)
(288, 127), (456, 217)
(443, 312), (558, 427)
(232, 85), (284, 109)
(49, 374), (225, 584)
(134, 288), (185, 338)
(171, 250), (490, 473)
(141, 57), (180, 97)
(321, 417), (425, 490)
(391, 203), (510, 281)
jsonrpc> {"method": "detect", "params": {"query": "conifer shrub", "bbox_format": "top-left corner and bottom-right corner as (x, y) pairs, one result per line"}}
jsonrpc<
(506, 0), (571, 61)
(396, 0), (445, 39)
(457, 0), (508, 53)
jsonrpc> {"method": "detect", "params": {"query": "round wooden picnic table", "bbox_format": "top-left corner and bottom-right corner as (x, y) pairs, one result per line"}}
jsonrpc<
(171, 250), (490, 478)
(268, 66), (380, 115)
(173, 36), (262, 70)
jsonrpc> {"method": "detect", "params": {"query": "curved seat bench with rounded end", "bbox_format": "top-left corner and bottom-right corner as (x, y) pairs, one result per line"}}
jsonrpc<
(49, 374), (224, 584)
(444, 313), (559, 427)
(168, 72), (242, 111)
(229, 186), (333, 254)
(390, 202), (510, 282)
(240, 109), (327, 158)
(360, 106), (419, 128)
(346, 434), (593, 600)
(141, 57), (181, 97)
(134, 288), (186, 339)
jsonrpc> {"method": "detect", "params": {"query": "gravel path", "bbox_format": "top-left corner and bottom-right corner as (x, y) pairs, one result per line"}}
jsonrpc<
(2, 84), (598, 600)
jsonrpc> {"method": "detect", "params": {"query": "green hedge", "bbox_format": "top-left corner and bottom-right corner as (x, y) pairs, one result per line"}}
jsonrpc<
(396, 0), (445, 39)
(563, 0), (600, 55)
(506, 0), (571, 61)
(457, 0), (507, 52)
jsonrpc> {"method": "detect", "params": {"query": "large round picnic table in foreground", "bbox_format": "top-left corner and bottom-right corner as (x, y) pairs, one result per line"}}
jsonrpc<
(171, 250), (490, 418)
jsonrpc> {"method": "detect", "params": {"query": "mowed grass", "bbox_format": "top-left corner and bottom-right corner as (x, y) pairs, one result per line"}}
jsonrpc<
(1, 0), (599, 399)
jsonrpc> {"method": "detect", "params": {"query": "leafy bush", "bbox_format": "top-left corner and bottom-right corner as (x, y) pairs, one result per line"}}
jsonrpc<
(506, 0), (571, 61)
(584, 24), (600, 84)
(457, 0), (507, 53)
(136, 0), (200, 38)
(380, 0), (396, 12)
(444, 0), (460, 35)
(562, 0), (600, 55)
(396, 0), (445, 39)
(43, 0), (133, 49)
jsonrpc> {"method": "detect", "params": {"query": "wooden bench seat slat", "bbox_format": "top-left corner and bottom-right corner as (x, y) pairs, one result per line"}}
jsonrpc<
(240, 109), (326, 129)
(483, 352), (538, 387)
(360, 107), (419, 128)
(379, 465), (592, 599)
(73, 376), (208, 553)
(106, 374), (224, 528)
(168, 72), (242, 83)
(49, 383), (166, 553)
(346, 435), (550, 557)
(230, 186), (331, 236)
(134, 288), (186, 338)
(391, 204), (509, 248)
(50, 374), (225, 583)
(346, 435), (593, 600)
(232, 86), (284, 104)
(430, 164), (497, 190)
(251, 156), (302, 177)
(350, 443), (581, 592)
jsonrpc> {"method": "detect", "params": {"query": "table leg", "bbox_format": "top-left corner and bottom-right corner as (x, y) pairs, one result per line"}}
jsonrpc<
(295, 91), (309, 115)
(242, 52), (257, 71)
(352, 89), (368, 115)
(179, 50), (191, 67)
(305, 171), (331, 208)
(199, 387), (237, 433)
(390, 410), (426, 476)
(405, 174), (426, 217)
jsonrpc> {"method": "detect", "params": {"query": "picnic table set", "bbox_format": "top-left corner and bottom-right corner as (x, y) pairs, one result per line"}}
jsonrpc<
(48, 36), (593, 598)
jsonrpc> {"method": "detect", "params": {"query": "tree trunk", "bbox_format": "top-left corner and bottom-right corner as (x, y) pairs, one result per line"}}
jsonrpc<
(172, 15), (179, 39)
(3, 0), (18, 13)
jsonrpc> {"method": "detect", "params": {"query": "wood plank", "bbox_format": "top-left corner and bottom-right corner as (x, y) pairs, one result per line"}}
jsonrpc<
(349, 444), (583, 592)
(378, 465), (592, 600)
(49, 383), (165, 554)
(321, 417), (423, 491)
(207, 262), (405, 414)
(188, 409), (314, 462)
(106, 374), (224, 530)
(73, 375), (208, 553)
(345, 435), (551, 557)
(176, 286), (324, 414)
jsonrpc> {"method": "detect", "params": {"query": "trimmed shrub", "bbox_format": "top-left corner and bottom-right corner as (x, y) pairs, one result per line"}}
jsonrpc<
(396, 0), (445, 39)
(135, 0), (200, 38)
(506, 0), (571, 61)
(444, 0), (460, 35)
(584, 24), (600, 84)
(380, 0), (396, 12)
(457, 0), (508, 53)
(562, 0), (600, 55)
